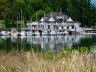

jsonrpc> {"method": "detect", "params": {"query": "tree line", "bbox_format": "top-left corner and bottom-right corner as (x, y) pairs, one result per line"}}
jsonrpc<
(0, 0), (96, 27)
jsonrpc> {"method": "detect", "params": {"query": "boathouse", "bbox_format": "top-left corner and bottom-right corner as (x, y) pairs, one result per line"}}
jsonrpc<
(27, 12), (82, 35)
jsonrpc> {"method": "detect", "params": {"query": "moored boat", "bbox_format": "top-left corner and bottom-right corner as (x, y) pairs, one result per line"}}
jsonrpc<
(82, 28), (96, 35)
(20, 31), (26, 36)
(1, 31), (10, 36)
(11, 28), (18, 37)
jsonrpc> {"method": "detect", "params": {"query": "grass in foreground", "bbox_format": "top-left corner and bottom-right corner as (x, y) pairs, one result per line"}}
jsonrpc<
(0, 50), (96, 72)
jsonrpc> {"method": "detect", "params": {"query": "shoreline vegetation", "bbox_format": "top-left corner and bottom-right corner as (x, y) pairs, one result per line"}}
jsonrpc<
(0, 0), (96, 27)
(0, 48), (96, 72)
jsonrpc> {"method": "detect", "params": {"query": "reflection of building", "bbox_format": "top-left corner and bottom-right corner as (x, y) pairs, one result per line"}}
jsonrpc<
(25, 35), (85, 51)
(27, 12), (83, 35)
(0, 35), (95, 51)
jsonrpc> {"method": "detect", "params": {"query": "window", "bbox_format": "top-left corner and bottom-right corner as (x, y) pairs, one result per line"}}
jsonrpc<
(67, 26), (69, 29)
(54, 25), (56, 29)
(48, 25), (50, 29)
(72, 25), (74, 29)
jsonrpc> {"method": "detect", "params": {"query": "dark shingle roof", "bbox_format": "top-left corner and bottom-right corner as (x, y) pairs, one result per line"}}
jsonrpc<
(41, 12), (70, 22)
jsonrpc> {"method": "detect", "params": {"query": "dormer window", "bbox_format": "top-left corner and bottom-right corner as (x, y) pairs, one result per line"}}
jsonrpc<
(56, 16), (63, 19)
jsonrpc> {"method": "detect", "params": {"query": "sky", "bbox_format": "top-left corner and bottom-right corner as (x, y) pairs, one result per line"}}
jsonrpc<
(91, 0), (96, 5)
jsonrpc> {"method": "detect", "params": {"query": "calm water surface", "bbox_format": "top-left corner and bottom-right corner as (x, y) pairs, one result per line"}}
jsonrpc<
(0, 35), (96, 53)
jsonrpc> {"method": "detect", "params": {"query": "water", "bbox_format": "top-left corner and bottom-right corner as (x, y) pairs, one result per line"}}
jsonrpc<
(0, 35), (96, 53)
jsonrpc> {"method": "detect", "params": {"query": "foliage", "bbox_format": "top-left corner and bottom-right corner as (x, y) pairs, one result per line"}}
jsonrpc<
(60, 47), (88, 56)
(0, 0), (96, 27)
(0, 21), (4, 28)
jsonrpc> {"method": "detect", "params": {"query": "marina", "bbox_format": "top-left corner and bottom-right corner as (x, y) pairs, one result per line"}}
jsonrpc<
(0, 28), (96, 36)
(0, 12), (96, 36)
(0, 0), (96, 71)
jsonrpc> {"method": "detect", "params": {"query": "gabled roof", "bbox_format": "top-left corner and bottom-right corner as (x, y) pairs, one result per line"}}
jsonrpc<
(40, 12), (74, 22)
(67, 17), (73, 22)
(40, 17), (44, 22)
(48, 16), (55, 22)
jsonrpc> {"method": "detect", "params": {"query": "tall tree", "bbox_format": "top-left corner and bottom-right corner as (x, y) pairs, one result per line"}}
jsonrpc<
(11, 0), (17, 27)
(0, 0), (96, 27)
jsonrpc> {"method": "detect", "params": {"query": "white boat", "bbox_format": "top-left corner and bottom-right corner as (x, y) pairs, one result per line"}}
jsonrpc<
(20, 31), (26, 36)
(50, 31), (56, 35)
(26, 31), (32, 36)
(25, 29), (33, 36)
(7, 31), (11, 36)
(82, 28), (96, 35)
(35, 31), (40, 36)
(1, 31), (10, 36)
(11, 28), (18, 37)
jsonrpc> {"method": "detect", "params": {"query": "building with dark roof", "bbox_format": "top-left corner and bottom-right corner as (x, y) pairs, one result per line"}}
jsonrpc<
(40, 12), (73, 23)
(27, 12), (83, 35)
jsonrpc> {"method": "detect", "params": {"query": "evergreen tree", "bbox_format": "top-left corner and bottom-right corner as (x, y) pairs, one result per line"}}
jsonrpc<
(0, 0), (95, 27)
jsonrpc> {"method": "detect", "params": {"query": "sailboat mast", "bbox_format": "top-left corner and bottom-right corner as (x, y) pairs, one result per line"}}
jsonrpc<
(42, 12), (45, 36)
(21, 10), (22, 29)
(44, 12), (45, 31)
(4, 15), (6, 29)
(17, 16), (18, 29)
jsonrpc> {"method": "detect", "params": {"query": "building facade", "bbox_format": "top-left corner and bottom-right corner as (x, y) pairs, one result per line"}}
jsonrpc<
(27, 12), (83, 35)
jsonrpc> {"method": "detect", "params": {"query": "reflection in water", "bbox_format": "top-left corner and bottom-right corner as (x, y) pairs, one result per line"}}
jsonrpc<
(0, 35), (96, 52)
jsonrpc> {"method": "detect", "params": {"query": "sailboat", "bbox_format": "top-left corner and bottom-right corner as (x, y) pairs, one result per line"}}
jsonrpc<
(20, 10), (26, 36)
(26, 29), (32, 36)
(11, 15), (18, 37)
(26, 18), (32, 36)
(11, 28), (18, 37)
(42, 12), (48, 35)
